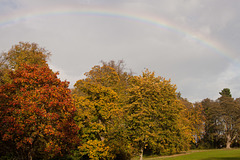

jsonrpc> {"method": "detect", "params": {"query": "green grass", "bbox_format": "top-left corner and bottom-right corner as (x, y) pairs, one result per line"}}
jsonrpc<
(134, 149), (240, 160)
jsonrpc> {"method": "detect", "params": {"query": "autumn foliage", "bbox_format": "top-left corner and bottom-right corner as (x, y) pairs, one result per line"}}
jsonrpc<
(0, 42), (50, 86)
(125, 70), (194, 159)
(0, 64), (79, 160)
(73, 66), (201, 160)
(73, 64), (129, 159)
(3, 42), (238, 160)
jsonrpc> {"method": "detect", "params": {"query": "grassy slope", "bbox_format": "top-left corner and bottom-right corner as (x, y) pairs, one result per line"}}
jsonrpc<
(138, 149), (240, 160)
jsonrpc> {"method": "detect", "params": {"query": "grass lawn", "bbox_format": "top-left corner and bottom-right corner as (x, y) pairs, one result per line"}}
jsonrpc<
(134, 148), (240, 160)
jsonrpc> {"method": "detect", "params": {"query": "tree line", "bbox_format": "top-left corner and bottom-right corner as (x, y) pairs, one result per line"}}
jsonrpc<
(0, 42), (239, 160)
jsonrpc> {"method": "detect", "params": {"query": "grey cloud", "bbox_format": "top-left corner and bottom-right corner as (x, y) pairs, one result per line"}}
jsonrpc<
(1, 0), (240, 102)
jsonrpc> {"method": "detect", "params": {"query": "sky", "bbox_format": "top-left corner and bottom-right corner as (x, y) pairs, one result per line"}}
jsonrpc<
(1, 0), (240, 102)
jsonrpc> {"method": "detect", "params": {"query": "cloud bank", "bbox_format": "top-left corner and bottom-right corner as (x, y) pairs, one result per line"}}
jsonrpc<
(1, 0), (240, 102)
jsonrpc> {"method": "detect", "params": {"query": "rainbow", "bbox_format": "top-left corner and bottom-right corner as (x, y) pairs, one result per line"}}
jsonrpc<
(0, 6), (235, 62)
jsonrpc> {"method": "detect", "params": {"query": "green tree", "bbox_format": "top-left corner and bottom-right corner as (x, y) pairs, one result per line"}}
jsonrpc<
(0, 64), (79, 160)
(0, 42), (50, 85)
(125, 69), (189, 160)
(201, 98), (222, 148)
(219, 88), (232, 97)
(201, 89), (240, 149)
(218, 88), (240, 148)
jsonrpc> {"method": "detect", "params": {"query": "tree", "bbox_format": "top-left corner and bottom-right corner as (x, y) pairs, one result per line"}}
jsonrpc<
(73, 84), (119, 159)
(219, 88), (232, 97)
(0, 42), (50, 85)
(201, 98), (223, 148)
(179, 97), (205, 148)
(201, 89), (240, 149)
(0, 64), (79, 160)
(218, 88), (240, 148)
(73, 64), (133, 159)
(100, 60), (133, 95)
(125, 69), (189, 160)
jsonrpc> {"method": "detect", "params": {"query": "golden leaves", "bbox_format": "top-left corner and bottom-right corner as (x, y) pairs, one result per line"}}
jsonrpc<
(125, 69), (189, 155)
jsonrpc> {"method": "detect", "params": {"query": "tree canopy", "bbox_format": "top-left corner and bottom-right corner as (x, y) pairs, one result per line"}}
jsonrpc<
(201, 88), (240, 149)
(2, 42), (240, 159)
(73, 64), (128, 159)
(0, 57), (79, 159)
(125, 70), (195, 159)
(0, 42), (50, 85)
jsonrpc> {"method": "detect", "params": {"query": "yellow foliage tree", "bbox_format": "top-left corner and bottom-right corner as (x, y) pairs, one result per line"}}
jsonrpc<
(125, 69), (193, 160)
(73, 64), (130, 159)
(178, 97), (205, 148)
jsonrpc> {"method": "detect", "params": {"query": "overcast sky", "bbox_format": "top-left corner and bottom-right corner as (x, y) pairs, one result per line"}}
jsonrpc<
(1, 0), (240, 102)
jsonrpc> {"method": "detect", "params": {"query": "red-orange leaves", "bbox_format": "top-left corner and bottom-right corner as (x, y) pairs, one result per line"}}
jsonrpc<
(0, 64), (79, 160)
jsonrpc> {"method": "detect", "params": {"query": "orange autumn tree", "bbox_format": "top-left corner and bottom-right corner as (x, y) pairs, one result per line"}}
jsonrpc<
(0, 64), (79, 160)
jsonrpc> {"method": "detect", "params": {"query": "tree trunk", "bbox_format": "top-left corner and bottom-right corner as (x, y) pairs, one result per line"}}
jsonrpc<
(226, 134), (231, 149)
(98, 119), (105, 141)
(28, 152), (33, 160)
(139, 146), (144, 160)
(27, 147), (34, 160)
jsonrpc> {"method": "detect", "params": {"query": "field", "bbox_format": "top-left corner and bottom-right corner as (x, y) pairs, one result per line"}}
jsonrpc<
(133, 149), (240, 160)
